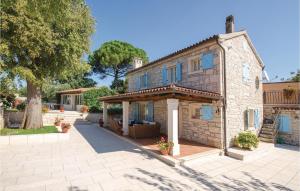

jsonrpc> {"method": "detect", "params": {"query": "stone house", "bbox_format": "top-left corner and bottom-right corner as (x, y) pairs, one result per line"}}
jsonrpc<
(57, 88), (92, 111)
(100, 16), (264, 156)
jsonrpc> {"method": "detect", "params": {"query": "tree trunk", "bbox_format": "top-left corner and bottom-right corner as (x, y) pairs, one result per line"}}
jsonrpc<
(22, 80), (43, 129)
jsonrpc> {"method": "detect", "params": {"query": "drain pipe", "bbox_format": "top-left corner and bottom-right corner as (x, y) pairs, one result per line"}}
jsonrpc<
(216, 38), (228, 154)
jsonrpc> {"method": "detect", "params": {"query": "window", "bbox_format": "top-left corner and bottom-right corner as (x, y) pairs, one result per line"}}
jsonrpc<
(139, 73), (148, 89)
(190, 57), (200, 72)
(168, 66), (176, 83)
(132, 101), (154, 122)
(62, 95), (71, 105)
(242, 63), (250, 82)
(255, 76), (260, 90)
(75, 94), (83, 105)
(189, 104), (213, 121)
(245, 108), (260, 129)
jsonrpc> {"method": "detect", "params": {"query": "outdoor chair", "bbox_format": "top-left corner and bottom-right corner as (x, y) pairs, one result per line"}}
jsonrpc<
(109, 119), (123, 135)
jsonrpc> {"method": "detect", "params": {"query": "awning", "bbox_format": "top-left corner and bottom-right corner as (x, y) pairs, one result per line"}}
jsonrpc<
(99, 84), (222, 103)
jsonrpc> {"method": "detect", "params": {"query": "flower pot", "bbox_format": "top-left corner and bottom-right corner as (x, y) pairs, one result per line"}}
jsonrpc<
(60, 106), (64, 112)
(54, 121), (61, 126)
(99, 119), (104, 127)
(160, 149), (169, 155)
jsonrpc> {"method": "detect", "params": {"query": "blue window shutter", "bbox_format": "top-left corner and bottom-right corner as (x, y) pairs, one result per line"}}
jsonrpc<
(201, 53), (214, 69)
(254, 109), (259, 129)
(147, 101), (154, 121)
(176, 63), (182, 82)
(162, 65), (167, 85)
(279, 115), (291, 133)
(133, 103), (140, 121)
(201, 105), (213, 120)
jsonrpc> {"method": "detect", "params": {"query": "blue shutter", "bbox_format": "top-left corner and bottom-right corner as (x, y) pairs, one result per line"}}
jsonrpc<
(147, 101), (154, 121)
(243, 63), (250, 82)
(201, 53), (214, 69)
(279, 115), (291, 133)
(162, 65), (167, 85)
(201, 105), (213, 120)
(135, 76), (141, 90)
(133, 103), (140, 121)
(176, 63), (182, 82)
(254, 109), (259, 129)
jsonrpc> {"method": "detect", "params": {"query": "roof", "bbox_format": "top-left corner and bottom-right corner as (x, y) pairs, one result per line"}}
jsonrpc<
(57, 88), (93, 94)
(263, 81), (300, 84)
(99, 84), (222, 103)
(127, 30), (264, 75)
(127, 35), (218, 74)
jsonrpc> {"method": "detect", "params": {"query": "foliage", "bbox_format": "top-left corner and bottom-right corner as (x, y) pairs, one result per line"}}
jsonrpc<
(1, 0), (95, 84)
(89, 40), (148, 91)
(0, 72), (17, 95)
(83, 87), (115, 113)
(42, 82), (72, 102)
(283, 87), (296, 99)
(0, 94), (16, 109)
(80, 105), (89, 113)
(16, 102), (26, 111)
(235, 131), (259, 150)
(157, 136), (174, 151)
(58, 72), (96, 89)
(42, 105), (49, 113)
(0, 126), (58, 136)
(4, 108), (19, 112)
(290, 70), (300, 82)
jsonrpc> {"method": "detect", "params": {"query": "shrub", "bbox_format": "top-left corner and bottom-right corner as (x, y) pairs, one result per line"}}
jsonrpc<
(276, 136), (284, 144)
(235, 131), (259, 150)
(42, 105), (49, 113)
(83, 87), (115, 113)
(16, 102), (26, 111)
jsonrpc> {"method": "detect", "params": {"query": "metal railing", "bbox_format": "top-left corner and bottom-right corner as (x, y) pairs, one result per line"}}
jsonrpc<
(263, 90), (300, 105)
(272, 110), (281, 144)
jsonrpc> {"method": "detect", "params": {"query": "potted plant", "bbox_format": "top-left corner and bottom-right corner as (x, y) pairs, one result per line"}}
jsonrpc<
(54, 117), (61, 126)
(157, 137), (174, 155)
(60, 105), (64, 112)
(235, 131), (259, 150)
(283, 87), (296, 100)
(81, 105), (89, 113)
(61, 123), (71, 133)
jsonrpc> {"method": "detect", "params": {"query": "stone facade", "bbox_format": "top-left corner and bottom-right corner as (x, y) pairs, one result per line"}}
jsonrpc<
(154, 100), (167, 134)
(127, 42), (222, 94)
(179, 100), (223, 148)
(221, 35), (263, 146)
(277, 110), (300, 146)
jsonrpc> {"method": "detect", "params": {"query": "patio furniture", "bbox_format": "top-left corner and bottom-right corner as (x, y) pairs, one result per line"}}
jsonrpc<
(109, 119), (123, 135)
(129, 122), (160, 139)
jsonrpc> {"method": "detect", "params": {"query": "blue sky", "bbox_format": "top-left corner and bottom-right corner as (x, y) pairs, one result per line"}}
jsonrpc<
(86, 0), (299, 86)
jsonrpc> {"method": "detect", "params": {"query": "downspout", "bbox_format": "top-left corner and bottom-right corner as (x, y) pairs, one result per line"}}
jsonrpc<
(216, 38), (228, 154)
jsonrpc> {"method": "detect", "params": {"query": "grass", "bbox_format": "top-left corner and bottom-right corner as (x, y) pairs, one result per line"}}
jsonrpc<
(0, 126), (58, 136)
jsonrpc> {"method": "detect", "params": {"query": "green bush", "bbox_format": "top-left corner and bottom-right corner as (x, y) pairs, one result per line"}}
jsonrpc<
(83, 87), (115, 113)
(16, 102), (26, 111)
(276, 136), (284, 144)
(235, 131), (259, 150)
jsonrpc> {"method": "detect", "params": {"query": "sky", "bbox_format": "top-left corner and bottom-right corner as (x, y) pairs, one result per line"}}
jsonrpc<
(86, 0), (299, 86)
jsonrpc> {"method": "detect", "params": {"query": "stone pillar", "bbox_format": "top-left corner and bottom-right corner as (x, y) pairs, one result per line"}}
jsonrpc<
(122, 101), (129, 135)
(103, 102), (108, 127)
(167, 99), (180, 156)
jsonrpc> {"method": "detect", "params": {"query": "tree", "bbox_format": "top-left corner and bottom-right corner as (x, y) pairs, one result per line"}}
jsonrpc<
(58, 73), (96, 89)
(1, 0), (94, 129)
(290, 70), (300, 82)
(88, 40), (148, 92)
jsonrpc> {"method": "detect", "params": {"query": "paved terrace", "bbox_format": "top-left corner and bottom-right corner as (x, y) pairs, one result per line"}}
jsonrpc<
(0, 122), (299, 191)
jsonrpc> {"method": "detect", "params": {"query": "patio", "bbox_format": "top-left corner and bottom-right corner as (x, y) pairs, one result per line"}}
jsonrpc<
(126, 136), (218, 158)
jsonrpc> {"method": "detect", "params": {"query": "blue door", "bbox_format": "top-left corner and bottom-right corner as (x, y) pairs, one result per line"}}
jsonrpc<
(279, 115), (291, 133)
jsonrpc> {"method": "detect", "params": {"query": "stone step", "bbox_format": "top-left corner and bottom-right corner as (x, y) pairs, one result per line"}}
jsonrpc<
(262, 124), (274, 129)
(259, 137), (274, 143)
(261, 130), (273, 135)
(260, 134), (273, 139)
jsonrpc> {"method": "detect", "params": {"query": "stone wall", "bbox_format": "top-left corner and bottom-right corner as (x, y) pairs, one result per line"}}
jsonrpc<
(179, 100), (222, 148)
(127, 42), (222, 94)
(222, 35), (264, 146)
(277, 110), (300, 146)
(154, 100), (167, 134)
(4, 111), (24, 126)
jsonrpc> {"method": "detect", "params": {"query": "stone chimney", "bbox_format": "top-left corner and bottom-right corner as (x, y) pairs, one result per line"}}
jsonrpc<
(225, 15), (234, 33)
(132, 57), (143, 69)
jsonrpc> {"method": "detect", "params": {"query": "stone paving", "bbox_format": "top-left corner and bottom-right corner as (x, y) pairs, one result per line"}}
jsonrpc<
(0, 122), (299, 191)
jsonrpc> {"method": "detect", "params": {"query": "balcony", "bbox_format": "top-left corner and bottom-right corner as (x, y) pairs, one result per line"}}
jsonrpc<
(263, 90), (300, 105)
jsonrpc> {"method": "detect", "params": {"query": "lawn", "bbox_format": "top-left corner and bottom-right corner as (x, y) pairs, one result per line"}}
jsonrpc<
(0, 126), (58, 136)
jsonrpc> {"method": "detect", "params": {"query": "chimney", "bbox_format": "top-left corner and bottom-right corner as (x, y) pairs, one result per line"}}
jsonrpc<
(225, 15), (234, 33)
(132, 57), (143, 69)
